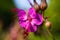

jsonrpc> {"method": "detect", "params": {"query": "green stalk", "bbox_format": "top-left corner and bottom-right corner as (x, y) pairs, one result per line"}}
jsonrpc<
(46, 29), (55, 40)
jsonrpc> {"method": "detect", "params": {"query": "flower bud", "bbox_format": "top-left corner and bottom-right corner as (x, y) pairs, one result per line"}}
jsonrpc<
(34, 3), (40, 12)
(40, 0), (47, 11)
(45, 21), (51, 29)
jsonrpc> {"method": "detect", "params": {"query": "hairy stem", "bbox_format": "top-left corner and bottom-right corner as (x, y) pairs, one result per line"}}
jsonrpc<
(46, 29), (55, 40)
(28, 0), (33, 7)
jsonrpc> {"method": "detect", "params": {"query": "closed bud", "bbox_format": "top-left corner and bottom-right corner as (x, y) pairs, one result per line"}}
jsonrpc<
(34, 3), (40, 12)
(45, 21), (51, 29)
(40, 0), (47, 11)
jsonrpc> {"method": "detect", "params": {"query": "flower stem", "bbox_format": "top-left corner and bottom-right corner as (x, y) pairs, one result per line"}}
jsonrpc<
(41, 11), (44, 19)
(46, 29), (55, 40)
(23, 30), (29, 39)
(28, 0), (33, 7)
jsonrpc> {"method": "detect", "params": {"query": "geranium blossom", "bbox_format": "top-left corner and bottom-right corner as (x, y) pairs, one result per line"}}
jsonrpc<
(18, 7), (43, 32)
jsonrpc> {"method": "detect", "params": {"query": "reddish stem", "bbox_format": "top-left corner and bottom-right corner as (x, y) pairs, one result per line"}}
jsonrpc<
(23, 30), (29, 39)
(10, 8), (20, 13)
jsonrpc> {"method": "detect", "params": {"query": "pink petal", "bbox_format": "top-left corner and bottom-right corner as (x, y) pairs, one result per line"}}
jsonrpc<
(25, 21), (30, 29)
(31, 25), (37, 32)
(19, 21), (26, 28)
(31, 14), (43, 25)
(26, 22), (37, 32)
(28, 7), (36, 18)
(19, 20), (37, 32)
(19, 20), (30, 29)
(37, 14), (43, 25)
(18, 9), (27, 20)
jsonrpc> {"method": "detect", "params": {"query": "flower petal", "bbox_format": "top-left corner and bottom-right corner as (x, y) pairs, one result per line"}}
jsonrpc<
(28, 7), (36, 18)
(31, 25), (37, 32)
(31, 14), (43, 25)
(26, 23), (37, 32)
(37, 14), (43, 25)
(19, 20), (26, 28)
(19, 20), (37, 32)
(18, 9), (27, 20)
(19, 20), (30, 29)
(25, 21), (30, 29)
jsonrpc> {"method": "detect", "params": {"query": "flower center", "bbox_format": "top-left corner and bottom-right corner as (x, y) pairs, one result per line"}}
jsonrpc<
(28, 16), (32, 22)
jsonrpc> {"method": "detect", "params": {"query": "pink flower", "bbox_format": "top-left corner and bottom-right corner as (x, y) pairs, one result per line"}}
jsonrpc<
(18, 8), (43, 32)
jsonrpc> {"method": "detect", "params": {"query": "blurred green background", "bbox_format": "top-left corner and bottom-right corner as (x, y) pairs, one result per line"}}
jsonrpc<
(0, 0), (60, 40)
